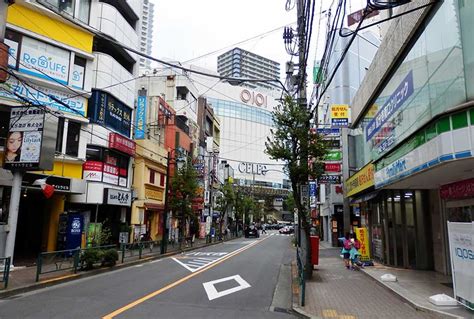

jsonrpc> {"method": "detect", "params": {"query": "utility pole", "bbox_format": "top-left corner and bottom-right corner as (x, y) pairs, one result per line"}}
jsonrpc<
(296, 0), (312, 279)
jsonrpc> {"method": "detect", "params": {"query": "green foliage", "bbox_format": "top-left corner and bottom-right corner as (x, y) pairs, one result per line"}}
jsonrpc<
(80, 249), (102, 270)
(283, 193), (296, 212)
(234, 191), (257, 223)
(265, 96), (327, 221)
(101, 249), (118, 267)
(215, 181), (236, 217)
(169, 157), (199, 219)
(89, 224), (112, 247)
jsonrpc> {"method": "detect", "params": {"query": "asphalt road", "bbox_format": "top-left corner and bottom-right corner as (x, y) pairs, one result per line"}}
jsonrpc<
(0, 231), (296, 319)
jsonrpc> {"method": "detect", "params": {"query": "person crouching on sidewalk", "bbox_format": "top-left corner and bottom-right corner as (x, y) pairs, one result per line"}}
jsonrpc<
(349, 233), (362, 270)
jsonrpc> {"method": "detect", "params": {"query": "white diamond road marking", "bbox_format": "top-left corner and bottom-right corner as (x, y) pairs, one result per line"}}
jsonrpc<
(172, 252), (229, 272)
(203, 275), (251, 301)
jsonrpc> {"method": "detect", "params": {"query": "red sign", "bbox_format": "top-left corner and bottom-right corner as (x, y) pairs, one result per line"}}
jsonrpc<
(325, 163), (341, 172)
(347, 8), (379, 26)
(440, 178), (474, 200)
(109, 133), (136, 156)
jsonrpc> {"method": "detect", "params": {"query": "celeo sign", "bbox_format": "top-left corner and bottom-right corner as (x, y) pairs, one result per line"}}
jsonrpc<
(238, 162), (267, 175)
(447, 222), (474, 310)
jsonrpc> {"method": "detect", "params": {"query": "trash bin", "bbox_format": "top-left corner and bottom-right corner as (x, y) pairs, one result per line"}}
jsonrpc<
(310, 236), (320, 266)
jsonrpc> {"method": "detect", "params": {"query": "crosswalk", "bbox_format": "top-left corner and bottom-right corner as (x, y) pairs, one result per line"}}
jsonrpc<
(172, 252), (228, 272)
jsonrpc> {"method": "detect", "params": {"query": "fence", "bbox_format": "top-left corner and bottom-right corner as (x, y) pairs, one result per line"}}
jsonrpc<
(0, 257), (11, 289)
(119, 240), (161, 263)
(296, 247), (306, 306)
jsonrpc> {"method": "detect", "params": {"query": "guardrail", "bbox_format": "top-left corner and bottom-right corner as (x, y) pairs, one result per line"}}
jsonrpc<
(296, 247), (306, 306)
(0, 257), (11, 289)
(119, 240), (161, 263)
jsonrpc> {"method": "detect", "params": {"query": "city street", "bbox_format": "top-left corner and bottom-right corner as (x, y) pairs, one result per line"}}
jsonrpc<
(0, 232), (296, 319)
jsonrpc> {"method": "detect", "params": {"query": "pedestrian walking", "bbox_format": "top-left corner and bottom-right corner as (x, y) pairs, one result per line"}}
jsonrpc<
(341, 232), (351, 269)
(261, 223), (267, 234)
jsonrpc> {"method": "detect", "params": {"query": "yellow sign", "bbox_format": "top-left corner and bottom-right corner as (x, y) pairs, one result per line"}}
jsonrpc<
(346, 163), (374, 197)
(145, 188), (164, 201)
(330, 104), (349, 119)
(354, 227), (371, 261)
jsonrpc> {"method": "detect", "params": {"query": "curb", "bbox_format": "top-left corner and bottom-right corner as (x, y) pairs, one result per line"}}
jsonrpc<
(0, 238), (230, 299)
(290, 260), (322, 319)
(359, 268), (464, 319)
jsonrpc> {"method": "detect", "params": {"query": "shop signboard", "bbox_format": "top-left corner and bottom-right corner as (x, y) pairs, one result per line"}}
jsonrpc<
(108, 133), (136, 156)
(325, 163), (341, 173)
(325, 150), (342, 161)
(326, 139), (341, 149)
(3, 106), (57, 171)
(318, 174), (341, 184)
(440, 178), (474, 200)
(135, 95), (147, 139)
(354, 227), (371, 261)
(0, 78), (87, 117)
(104, 188), (131, 206)
(66, 214), (83, 250)
(346, 163), (375, 197)
(89, 90), (132, 137)
(330, 104), (349, 127)
(447, 222), (474, 310)
(83, 161), (103, 182)
(19, 36), (70, 85)
(317, 128), (340, 137)
(366, 71), (414, 141)
(309, 181), (317, 208)
(103, 163), (119, 185)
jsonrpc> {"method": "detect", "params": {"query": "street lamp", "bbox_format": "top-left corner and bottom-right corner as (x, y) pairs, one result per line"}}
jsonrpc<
(160, 149), (184, 254)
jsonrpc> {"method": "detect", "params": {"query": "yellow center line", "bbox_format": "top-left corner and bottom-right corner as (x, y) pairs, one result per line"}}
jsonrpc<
(102, 237), (271, 319)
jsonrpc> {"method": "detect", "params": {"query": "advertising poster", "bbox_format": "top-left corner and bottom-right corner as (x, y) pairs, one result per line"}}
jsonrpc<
(330, 104), (349, 127)
(4, 107), (45, 170)
(448, 222), (474, 310)
(354, 227), (371, 261)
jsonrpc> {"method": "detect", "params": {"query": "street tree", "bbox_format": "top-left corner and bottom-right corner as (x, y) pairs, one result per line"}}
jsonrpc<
(169, 158), (199, 244)
(215, 180), (236, 235)
(265, 95), (327, 278)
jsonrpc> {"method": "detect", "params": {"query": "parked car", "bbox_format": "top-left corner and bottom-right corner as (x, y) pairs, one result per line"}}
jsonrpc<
(245, 224), (260, 238)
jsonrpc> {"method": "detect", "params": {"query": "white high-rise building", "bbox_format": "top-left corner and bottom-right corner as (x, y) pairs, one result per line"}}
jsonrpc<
(139, 0), (155, 72)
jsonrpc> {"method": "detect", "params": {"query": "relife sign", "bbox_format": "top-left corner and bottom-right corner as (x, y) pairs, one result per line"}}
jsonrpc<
(238, 162), (267, 176)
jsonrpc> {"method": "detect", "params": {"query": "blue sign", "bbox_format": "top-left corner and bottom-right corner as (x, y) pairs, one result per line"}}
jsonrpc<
(331, 118), (348, 127)
(366, 71), (414, 141)
(316, 128), (340, 136)
(309, 181), (317, 197)
(66, 214), (83, 251)
(89, 90), (132, 137)
(135, 96), (147, 139)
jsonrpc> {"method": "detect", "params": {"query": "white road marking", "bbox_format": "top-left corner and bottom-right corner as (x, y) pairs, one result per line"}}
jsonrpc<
(172, 252), (229, 272)
(203, 275), (251, 301)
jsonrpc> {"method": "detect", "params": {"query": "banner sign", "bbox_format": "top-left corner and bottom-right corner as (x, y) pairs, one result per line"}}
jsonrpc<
(83, 161), (103, 182)
(440, 178), (474, 200)
(135, 95), (147, 139)
(366, 71), (414, 141)
(346, 163), (375, 197)
(109, 133), (136, 156)
(330, 104), (349, 127)
(447, 222), (474, 310)
(317, 128), (340, 137)
(354, 227), (371, 261)
(325, 150), (342, 161)
(318, 174), (341, 184)
(325, 163), (341, 172)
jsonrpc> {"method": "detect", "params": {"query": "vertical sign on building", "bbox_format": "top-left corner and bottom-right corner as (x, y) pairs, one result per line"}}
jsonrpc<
(135, 89), (147, 139)
(330, 104), (349, 127)
(309, 181), (317, 208)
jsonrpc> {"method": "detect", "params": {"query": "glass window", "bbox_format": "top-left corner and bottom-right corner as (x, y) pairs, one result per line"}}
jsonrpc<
(55, 117), (65, 153)
(149, 169), (155, 184)
(65, 121), (80, 157)
(71, 55), (86, 89)
(86, 145), (102, 161)
(77, 0), (91, 23)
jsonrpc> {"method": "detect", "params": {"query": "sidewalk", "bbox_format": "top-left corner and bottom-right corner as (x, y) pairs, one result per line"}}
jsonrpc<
(0, 236), (226, 298)
(292, 242), (474, 319)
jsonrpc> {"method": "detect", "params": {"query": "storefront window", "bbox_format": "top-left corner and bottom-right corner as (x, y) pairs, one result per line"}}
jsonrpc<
(447, 206), (473, 222)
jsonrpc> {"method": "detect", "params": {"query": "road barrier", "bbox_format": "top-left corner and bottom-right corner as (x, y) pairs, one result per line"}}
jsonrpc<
(0, 257), (11, 289)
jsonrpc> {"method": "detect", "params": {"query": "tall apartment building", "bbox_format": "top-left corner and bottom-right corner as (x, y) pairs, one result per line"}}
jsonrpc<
(217, 48), (281, 91)
(139, 0), (154, 72)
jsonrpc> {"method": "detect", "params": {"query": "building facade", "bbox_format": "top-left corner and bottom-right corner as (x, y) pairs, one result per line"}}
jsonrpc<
(0, 2), (94, 262)
(69, 0), (140, 246)
(138, 0), (154, 72)
(217, 48), (281, 91)
(347, 0), (474, 275)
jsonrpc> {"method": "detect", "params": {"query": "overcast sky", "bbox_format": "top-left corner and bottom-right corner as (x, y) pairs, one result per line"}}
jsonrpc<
(151, 0), (366, 80)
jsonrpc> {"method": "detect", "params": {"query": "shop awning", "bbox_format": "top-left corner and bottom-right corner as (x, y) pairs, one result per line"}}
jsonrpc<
(350, 191), (379, 204)
(144, 203), (164, 211)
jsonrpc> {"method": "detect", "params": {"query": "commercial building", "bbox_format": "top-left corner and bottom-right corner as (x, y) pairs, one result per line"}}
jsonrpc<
(138, 0), (154, 72)
(315, 29), (379, 245)
(347, 0), (474, 277)
(217, 48), (281, 91)
(69, 0), (140, 246)
(0, 2), (94, 262)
